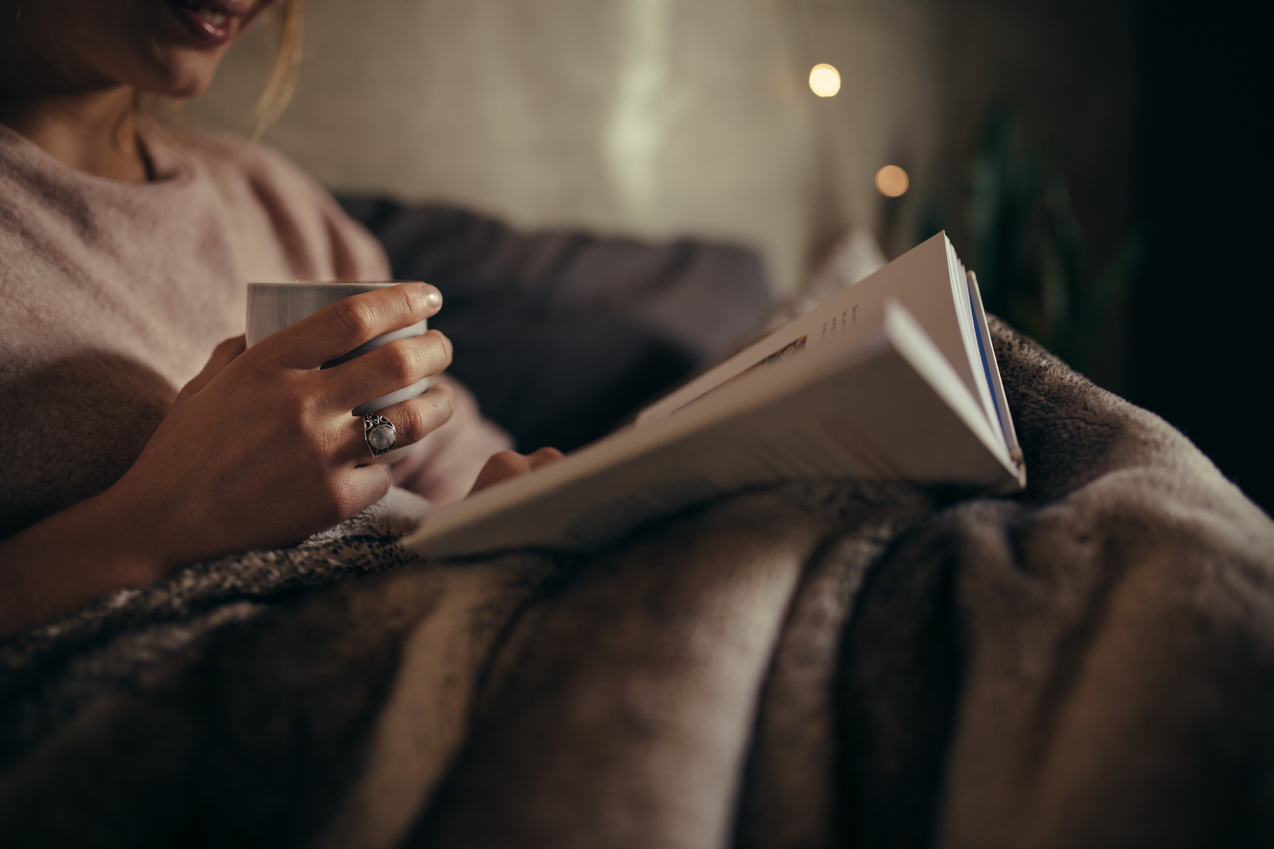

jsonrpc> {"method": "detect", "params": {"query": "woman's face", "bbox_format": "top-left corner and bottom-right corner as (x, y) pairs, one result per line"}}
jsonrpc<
(6, 0), (278, 98)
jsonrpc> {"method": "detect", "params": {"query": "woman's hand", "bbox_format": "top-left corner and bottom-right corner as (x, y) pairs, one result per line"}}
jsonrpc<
(109, 282), (455, 567)
(468, 447), (566, 496)
(0, 283), (456, 635)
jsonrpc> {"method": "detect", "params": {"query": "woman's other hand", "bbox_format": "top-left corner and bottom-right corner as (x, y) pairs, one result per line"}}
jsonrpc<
(468, 447), (566, 496)
(387, 375), (516, 507)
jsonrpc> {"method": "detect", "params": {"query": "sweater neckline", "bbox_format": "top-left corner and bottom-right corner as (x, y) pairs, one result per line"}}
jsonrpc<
(0, 121), (194, 193)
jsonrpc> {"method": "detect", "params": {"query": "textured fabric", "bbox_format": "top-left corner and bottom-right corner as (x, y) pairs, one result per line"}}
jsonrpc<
(0, 126), (507, 535)
(1, 320), (1271, 848)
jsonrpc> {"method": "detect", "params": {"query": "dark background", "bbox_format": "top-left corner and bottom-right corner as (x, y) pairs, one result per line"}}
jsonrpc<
(918, 0), (1272, 516)
(1125, 0), (1273, 514)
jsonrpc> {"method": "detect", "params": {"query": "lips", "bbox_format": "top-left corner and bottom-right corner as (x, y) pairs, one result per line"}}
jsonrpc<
(166, 0), (257, 46)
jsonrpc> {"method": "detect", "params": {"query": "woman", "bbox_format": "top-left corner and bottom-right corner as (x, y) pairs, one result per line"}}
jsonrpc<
(0, 0), (557, 635)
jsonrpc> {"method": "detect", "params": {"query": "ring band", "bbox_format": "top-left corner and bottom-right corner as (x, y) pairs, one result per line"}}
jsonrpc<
(363, 413), (397, 458)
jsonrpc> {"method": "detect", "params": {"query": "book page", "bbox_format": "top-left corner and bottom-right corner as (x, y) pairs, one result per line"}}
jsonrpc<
(405, 300), (1022, 559)
(635, 232), (984, 428)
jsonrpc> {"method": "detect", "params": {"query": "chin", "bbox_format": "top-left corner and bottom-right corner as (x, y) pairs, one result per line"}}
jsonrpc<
(140, 56), (223, 101)
(169, 77), (217, 100)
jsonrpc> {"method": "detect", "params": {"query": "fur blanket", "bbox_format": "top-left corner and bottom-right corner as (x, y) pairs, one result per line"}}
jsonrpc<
(2, 320), (1272, 848)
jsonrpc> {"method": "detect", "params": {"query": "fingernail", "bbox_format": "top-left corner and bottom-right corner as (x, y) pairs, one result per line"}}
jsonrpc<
(424, 286), (442, 310)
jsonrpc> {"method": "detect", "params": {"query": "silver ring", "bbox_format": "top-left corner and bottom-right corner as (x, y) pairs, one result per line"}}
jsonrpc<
(363, 413), (397, 457)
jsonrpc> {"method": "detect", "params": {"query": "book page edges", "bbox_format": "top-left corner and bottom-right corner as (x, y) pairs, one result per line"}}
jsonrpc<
(965, 271), (1025, 477)
(881, 300), (1024, 490)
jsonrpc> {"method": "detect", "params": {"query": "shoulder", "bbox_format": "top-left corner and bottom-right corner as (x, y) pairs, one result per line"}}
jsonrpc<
(157, 129), (391, 280)
(159, 129), (326, 202)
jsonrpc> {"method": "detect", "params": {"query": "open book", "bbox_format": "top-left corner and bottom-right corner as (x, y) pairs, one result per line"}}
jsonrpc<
(404, 232), (1025, 559)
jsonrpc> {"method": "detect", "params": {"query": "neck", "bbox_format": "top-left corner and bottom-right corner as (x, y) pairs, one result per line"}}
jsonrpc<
(0, 9), (151, 183)
(0, 87), (149, 182)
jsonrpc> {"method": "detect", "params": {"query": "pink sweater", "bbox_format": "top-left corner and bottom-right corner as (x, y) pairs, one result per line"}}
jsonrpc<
(0, 124), (508, 539)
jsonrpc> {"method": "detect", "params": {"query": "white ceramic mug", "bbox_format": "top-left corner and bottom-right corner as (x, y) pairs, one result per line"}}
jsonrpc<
(246, 281), (431, 463)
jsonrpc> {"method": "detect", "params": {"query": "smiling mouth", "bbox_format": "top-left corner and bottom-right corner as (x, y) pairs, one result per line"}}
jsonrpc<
(165, 0), (260, 46)
(170, 0), (233, 26)
(170, 0), (235, 26)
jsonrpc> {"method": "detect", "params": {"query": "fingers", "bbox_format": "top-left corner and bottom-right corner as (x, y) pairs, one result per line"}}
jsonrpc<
(261, 283), (443, 369)
(469, 451), (532, 494)
(469, 446), (565, 495)
(341, 464), (396, 515)
(344, 383), (455, 465)
(177, 336), (245, 402)
(525, 446), (566, 470)
(240, 283), (450, 419)
(323, 329), (453, 412)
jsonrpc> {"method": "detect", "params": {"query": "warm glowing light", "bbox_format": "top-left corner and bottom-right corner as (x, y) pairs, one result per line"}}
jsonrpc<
(875, 164), (909, 197)
(808, 63), (841, 97)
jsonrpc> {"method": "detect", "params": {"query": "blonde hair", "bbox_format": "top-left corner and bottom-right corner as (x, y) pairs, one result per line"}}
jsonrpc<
(253, 0), (305, 136)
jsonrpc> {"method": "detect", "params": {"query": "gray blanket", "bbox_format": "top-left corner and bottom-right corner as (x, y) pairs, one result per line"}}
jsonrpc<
(2, 320), (1272, 848)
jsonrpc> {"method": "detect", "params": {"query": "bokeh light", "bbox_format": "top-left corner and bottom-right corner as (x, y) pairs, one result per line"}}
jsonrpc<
(875, 164), (909, 197)
(808, 63), (841, 98)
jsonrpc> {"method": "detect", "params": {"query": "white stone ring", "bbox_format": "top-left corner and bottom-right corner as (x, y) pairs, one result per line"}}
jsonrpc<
(362, 413), (397, 458)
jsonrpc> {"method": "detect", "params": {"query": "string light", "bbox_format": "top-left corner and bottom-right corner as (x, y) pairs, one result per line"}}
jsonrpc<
(808, 63), (841, 97)
(875, 165), (909, 197)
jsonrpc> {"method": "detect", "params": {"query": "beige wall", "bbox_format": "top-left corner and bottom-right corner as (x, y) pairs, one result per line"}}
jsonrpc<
(190, 0), (1136, 294)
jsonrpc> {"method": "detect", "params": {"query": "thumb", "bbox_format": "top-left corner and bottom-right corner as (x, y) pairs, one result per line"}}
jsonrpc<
(177, 335), (246, 402)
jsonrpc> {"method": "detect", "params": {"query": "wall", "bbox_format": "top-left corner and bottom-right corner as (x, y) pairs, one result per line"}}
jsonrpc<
(190, 0), (1139, 303)
(191, 0), (820, 292)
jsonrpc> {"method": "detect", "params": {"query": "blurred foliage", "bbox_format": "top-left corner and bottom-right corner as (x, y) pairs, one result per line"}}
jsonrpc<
(921, 108), (1145, 378)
